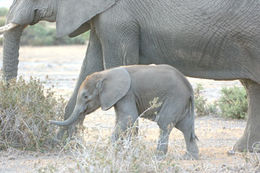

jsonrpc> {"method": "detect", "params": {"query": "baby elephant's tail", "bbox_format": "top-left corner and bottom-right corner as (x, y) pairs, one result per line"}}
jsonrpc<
(190, 95), (199, 142)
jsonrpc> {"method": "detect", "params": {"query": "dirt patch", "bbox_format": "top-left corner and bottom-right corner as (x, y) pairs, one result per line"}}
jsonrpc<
(0, 149), (75, 172)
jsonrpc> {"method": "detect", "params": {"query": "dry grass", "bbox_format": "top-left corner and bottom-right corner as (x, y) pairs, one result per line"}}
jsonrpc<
(66, 135), (181, 172)
(56, 128), (260, 173)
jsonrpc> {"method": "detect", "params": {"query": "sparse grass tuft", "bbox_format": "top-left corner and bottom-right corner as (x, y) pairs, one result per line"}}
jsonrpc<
(65, 133), (182, 172)
(0, 76), (66, 151)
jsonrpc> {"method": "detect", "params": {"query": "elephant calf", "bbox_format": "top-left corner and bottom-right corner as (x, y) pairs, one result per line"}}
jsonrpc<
(50, 64), (199, 159)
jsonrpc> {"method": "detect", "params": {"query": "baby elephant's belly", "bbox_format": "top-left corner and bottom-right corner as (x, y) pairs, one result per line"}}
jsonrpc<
(137, 99), (163, 122)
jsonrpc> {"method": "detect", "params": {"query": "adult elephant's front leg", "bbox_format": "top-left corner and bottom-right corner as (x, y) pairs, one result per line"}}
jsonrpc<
(101, 25), (139, 69)
(102, 30), (140, 140)
(57, 30), (103, 139)
(233, 80), (260, 152)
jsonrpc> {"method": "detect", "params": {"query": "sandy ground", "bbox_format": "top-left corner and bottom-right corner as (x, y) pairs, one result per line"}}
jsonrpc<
(0, 45), (258, 172)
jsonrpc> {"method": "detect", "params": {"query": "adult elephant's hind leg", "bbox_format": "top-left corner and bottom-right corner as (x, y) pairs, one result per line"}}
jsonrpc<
(57, 30), (103, 140)
(233, 79), (260, 152)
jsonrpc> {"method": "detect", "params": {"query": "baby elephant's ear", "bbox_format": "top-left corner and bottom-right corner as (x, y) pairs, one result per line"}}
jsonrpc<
(99, 67), (131, 111)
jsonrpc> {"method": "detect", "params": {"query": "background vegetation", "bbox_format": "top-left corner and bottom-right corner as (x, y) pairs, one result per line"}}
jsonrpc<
(194, 84), (217, 117)
(0, 7), (8, 17)
(0, 7), (89, 46)
(194, 84), (248, 119)
(218, 86), (248, 119)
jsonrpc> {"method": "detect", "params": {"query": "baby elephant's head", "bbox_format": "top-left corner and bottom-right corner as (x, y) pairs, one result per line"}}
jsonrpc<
(49, 67), (131, 127)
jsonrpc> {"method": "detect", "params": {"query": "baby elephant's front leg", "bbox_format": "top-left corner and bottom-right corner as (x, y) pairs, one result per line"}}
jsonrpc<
(111, 115), (138, 143)
(111, 97), (139, 143)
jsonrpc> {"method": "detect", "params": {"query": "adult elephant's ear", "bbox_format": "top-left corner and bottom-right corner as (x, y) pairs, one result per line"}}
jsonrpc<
(56, 0), (116, 37)
(98, 67), (131, 111)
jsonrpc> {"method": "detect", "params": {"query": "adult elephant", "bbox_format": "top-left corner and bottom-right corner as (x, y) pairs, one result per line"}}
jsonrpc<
(1, 0), (260, 152)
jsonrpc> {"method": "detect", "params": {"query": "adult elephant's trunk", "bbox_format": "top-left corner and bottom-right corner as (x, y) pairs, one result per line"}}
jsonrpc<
(50, 105), (83, 126)
(2, 24), (25, 81)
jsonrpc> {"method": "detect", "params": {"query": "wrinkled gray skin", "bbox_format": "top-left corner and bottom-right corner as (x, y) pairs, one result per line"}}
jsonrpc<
(2, 0), (260, 152)
(50, 65), (199, 159)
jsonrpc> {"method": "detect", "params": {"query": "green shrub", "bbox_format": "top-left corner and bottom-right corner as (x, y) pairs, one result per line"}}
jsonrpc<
(218, 86), (248, 119)
(0, 21), (90, 46)
(0, 17), (5, 26)
(21, 22), (89, 46)
(0, 17), (5, 45)
(0, 76), (66, 151)
(194, 84), (217, 116)
(0, 8), (8, 17)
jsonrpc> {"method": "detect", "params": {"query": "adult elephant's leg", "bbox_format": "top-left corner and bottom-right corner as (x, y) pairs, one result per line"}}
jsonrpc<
(57, 29), (103, 139)
(101, 24), (139, 69)
(233, 79), (260, 152)
(100, 31), (139, 140)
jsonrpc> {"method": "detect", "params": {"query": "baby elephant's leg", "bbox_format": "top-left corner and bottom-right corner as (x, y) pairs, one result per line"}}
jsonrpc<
(157, 125), (174, 158)
(111, 115), (138, 142)
(176, 115), (199, 160)
(112, 97), (139, 143)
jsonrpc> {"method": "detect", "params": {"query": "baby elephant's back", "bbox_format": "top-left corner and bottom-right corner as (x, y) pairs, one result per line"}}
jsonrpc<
(126, 65), (192, 99)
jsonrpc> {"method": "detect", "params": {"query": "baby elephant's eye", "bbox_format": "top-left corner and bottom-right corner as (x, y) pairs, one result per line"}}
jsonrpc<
(84, 95), (89, 99)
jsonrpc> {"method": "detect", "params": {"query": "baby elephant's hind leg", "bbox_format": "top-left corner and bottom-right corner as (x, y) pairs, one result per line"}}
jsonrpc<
(156, 125), (174, 159)
(176, 115), (199, 160)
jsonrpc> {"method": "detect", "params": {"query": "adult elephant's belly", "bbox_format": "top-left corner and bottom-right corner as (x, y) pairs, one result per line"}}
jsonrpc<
(134, 0), (260, 83)
(139, 27), (260, 83)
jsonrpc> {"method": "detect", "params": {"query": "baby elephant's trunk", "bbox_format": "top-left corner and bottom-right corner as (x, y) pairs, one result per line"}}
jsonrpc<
(49, 105), (82, 126)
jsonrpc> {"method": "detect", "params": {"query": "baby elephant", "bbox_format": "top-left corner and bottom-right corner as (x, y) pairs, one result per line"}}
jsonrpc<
(50, 64), (199, 159)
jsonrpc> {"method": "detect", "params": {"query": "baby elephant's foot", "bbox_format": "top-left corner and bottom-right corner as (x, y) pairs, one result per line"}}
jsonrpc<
(181, 152), (199, 160)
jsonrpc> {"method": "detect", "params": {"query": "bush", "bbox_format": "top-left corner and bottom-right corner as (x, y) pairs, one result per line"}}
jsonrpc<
(0, 76), (66, 151)
(21, 22), (90, 46)
(0, 17), (5, 26)
(0, 17), (5, 44)
(218, 86), (248, 119)
(0, 8), (8, 17)
(0, 20), (90, 46)
(194, 84), (217, 116)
